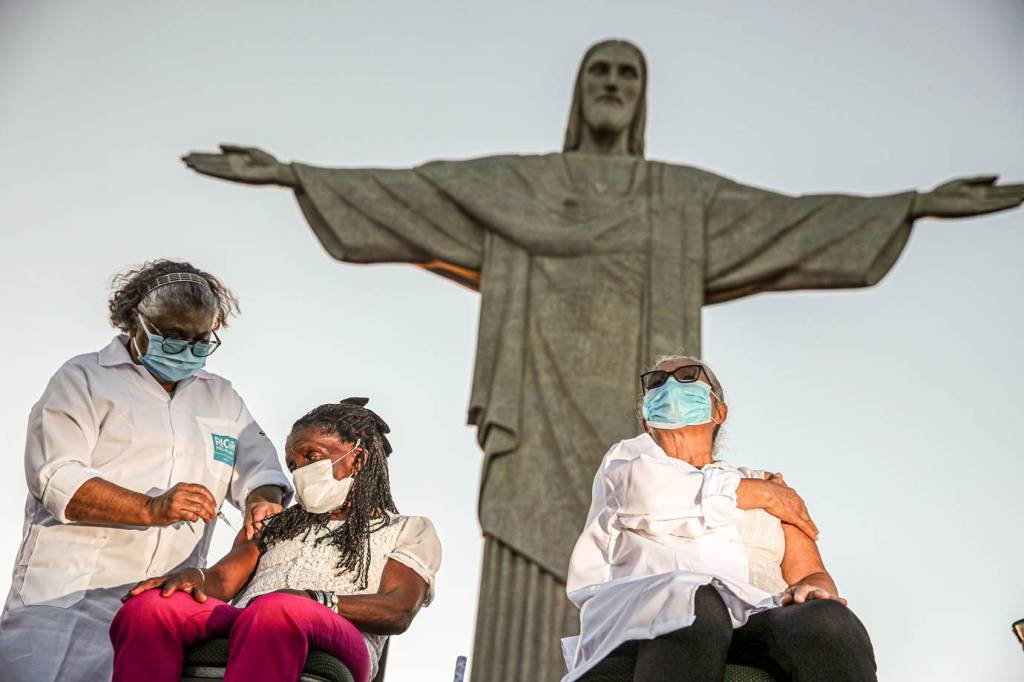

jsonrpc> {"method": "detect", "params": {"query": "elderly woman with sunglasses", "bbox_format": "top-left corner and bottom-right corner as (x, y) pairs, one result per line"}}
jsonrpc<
(561, 356), (877, 682)
(0, 260), (292, 681)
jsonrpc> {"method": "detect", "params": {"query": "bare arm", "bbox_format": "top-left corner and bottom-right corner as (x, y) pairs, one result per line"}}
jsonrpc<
(778, 522), (845, 606)
(123, 528), (261, 603)
(332, 560), (429, 635)
(200, 530), (263, 601)
(271, 560), (429, 635)
(66, 476), (216, 527)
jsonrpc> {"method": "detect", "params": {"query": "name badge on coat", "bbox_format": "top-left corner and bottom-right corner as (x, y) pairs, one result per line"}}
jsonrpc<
(211, 433), (238, 466)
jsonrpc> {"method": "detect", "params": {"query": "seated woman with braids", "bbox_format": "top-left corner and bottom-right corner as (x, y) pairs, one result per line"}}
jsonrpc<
(109, 398), (441, 682)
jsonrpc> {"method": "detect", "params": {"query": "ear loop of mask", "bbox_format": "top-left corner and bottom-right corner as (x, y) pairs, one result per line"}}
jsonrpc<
(130, 314), (145, 358)
(332, 438), (361, 511)
(130, 312), (158, 360)
(710, 393), (724, 425)
(333, 439), (361, 513)
(333, 438), (362, 469)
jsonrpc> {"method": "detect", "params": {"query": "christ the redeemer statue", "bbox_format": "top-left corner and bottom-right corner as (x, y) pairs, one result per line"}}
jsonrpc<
(184, 39), (1023, 682)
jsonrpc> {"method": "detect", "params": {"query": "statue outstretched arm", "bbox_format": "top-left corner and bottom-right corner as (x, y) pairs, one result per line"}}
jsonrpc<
(182, 145), (297, 187)
(183, 144), (485, 285)
(702, 178), (916, 302)
(703, 172), (1022, 304)
(911, 175), (1024, 219)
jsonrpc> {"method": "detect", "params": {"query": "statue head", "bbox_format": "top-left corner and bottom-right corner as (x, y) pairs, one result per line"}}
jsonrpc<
(563, 39), (648, 157)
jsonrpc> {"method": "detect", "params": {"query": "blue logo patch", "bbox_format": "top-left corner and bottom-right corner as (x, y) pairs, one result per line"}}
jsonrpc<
(211, 433), (238, 466)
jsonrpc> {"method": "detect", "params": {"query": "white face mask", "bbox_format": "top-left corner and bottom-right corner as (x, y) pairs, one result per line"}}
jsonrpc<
(292, 439), (361, 514)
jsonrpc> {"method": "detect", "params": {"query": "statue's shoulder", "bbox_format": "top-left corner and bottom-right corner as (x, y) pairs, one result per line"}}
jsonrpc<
(417, 153), (564, 189)
(418, 152), (546, 175)
(419, 152), (547, 169)
(649, 158), (724, 192)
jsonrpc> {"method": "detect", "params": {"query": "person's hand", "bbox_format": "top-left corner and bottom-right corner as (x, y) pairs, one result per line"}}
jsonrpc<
(243, 494), (284, 540)
(761, 473), (819, 541)
(780, 581), (847, 607)
(121, 567), (208, 603)
(146, 482), (217, 527)
(913, 175), (1024, 219)
(182, 145), (297, 187)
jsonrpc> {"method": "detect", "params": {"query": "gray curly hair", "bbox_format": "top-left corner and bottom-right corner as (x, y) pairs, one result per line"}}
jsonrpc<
(108, 259), (239, 335)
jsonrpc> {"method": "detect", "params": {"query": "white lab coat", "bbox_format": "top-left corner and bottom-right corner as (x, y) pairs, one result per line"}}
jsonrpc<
(560, 433), (782, 682)
(0, 336), (293, 681)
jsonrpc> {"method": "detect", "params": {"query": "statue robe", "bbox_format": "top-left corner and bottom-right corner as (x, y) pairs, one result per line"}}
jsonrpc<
(291, 152), (914, 680)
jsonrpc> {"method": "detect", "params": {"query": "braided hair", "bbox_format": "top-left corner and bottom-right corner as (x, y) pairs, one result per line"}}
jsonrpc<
(259, 398), (398, 590)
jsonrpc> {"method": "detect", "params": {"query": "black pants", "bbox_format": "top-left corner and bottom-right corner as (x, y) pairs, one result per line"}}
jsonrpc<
(628, 585), (877, 681)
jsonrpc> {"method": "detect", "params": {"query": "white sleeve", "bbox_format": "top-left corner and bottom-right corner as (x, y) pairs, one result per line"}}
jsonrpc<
(26, 367), (102, 523)
(566, 466), (612, 606)
(227, 398), (293, 510)
(386, 516), (442, 606)
(605, 454), (742, 539)
(700, 467), (743, 530)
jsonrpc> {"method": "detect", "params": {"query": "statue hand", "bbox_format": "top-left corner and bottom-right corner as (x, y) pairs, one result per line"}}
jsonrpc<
(181, 145), (297, 187)
(913, 175), (1024, 219)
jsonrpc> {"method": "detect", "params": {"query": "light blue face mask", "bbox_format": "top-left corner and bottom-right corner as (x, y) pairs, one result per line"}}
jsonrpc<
(134, 315), (208, 383)
(642, 378), (717, 430)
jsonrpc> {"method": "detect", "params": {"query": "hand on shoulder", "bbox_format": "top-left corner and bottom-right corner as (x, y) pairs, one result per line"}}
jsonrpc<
(737, 472), (819, 540)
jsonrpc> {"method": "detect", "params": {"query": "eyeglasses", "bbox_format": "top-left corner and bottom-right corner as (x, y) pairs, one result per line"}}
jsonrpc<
(139, 313), (222, 357)
(639, 364), (717, 395)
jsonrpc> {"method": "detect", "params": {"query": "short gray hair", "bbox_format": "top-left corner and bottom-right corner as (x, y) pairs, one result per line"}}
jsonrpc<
(649, 354), (726, 402)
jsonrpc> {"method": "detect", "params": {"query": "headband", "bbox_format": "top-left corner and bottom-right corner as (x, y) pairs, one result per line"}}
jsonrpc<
(141, 272), (212, 298)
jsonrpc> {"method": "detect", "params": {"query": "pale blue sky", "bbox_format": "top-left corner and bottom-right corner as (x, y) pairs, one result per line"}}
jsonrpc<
(1, 1), (1022, 680)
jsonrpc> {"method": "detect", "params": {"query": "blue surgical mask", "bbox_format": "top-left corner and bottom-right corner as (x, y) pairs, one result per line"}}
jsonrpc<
(133, 316), (207, 383)
(642, 379), (717, 430)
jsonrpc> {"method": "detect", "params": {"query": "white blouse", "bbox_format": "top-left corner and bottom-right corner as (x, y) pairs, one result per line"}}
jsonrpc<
(235, 513), (441, 680)
(561, 433), (785, 682)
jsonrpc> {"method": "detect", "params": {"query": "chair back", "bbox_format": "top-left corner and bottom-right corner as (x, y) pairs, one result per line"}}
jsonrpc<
(371, 640), (389, 682)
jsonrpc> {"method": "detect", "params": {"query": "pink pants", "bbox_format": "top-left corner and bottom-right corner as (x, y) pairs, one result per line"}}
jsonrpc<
(109, 590), (371, 682)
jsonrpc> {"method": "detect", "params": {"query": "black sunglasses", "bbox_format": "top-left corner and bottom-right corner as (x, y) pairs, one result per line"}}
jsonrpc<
(639, 364), (715, 393)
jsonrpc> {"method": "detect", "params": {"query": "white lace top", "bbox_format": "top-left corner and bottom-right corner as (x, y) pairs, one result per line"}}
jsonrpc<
(734, 467), (788, 594)
(235, 513), (442, 679)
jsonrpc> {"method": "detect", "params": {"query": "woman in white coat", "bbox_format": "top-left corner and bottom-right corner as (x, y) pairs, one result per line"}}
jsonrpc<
(562, 356), (876, 681)
(0, 260), (293, 681)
